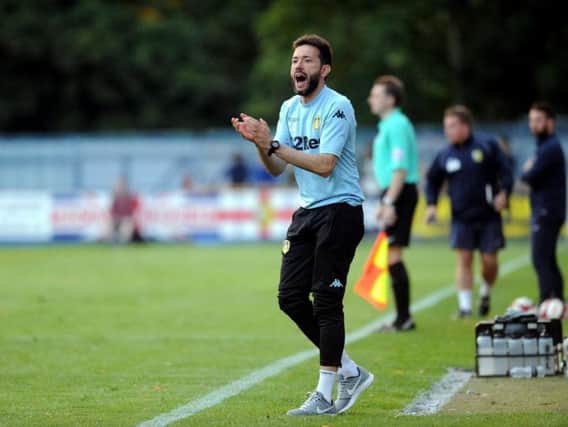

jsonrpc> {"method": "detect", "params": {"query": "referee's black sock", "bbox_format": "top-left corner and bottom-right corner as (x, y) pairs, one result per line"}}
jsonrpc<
(390, 261), (410, 322)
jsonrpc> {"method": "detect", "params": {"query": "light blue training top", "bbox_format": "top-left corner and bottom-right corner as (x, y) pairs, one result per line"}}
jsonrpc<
(273, 85), (365, 209)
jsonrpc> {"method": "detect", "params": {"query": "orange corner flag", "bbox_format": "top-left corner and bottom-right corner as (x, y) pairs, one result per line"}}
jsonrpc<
(354, 231), (390, 310)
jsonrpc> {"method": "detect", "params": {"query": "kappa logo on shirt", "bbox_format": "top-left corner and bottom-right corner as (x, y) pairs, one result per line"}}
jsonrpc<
(329, 278), (344, 288)
(332, 109), (346, 119)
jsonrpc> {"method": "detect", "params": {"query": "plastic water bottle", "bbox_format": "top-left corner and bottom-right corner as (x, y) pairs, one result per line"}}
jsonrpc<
(509, 366), (532, 378)
(493, 333), (508, 376)
(556, 343), (564, 375)
(507, 337), (523, 370)
(522, 335), (538, 368)
(538, 332), (555, 375)
(476, 332), (493, 376)
(509, 365), (545, 378)
(477, 333), (493, 355)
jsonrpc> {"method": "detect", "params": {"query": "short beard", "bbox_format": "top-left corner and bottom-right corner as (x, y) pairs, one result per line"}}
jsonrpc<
(291, 71), (320, 97)
(535, 130), (550, 139)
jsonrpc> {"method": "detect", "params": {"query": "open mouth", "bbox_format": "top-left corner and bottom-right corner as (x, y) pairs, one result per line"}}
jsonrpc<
(294, 73), (308, 89)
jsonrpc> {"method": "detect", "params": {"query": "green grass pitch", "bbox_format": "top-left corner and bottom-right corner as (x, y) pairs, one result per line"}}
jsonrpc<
(1, 239), (567, 426)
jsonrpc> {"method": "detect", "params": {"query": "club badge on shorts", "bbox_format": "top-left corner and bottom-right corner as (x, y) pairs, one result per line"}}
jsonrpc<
(282, 239), (290, 254)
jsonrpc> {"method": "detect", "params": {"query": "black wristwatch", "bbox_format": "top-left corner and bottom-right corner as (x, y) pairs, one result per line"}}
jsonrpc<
(267, 140), (280, 157)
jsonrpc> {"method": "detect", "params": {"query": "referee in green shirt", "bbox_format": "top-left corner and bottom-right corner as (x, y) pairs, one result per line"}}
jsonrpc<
(367, 75), (419, 332)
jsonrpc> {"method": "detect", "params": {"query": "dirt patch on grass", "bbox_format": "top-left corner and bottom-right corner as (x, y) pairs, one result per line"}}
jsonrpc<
(442, 376), (568, 414)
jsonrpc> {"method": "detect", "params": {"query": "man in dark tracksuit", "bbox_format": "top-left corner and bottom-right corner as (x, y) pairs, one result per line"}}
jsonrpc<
(521, 102), (566, 304)
(425, 105), (513, 318)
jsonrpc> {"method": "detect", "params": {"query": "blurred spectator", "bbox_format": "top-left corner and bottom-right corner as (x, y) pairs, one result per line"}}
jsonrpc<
(180, 173), (193, 192)
(225, 153), (249, 187)
(109, 176), (143, 243)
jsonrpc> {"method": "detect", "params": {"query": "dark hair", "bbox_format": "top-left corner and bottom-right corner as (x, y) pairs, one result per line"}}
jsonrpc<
(530, 101), (556, 119)
(444, 105), (473, 127)
(374, 75), (404, 106)
(292, 34), (333, 66)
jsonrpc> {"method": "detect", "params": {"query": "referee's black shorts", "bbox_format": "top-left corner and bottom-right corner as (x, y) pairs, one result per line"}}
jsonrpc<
(381, 183), (418, 247)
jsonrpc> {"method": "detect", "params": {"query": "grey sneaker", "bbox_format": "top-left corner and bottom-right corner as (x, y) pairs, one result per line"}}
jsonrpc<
(335, 366), (374, 414)
(286, 391), (336, 416)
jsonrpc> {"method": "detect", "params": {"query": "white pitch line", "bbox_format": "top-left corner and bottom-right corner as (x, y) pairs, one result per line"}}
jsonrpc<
(137, 253), (531, 427)
(400, 368), (473, 415)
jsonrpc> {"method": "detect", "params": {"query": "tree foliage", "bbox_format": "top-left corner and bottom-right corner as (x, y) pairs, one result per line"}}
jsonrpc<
(1, 0), (567, 131)
(248, 0), (568, 126)
(0, 0), (264, 131)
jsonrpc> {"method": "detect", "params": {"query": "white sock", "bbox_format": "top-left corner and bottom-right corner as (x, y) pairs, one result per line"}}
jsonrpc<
(479, 281), (491, 298)
(338, 351), (359, 378)
(316, 369), (336, 403)
(458, 289), (472, 312)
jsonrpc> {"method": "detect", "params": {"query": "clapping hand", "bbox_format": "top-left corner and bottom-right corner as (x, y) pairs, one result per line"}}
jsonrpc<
(231, 113), (271, 150)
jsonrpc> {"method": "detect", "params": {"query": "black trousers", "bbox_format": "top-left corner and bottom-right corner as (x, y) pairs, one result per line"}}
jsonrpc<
(530, 217), (565, 303)
(277, 203), (364, 366)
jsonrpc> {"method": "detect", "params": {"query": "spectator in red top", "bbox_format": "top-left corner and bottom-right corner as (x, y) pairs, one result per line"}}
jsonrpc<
(109, 176), (143, 243)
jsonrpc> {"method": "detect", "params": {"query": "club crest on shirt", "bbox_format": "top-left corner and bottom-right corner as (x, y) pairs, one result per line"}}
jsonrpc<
(282, 239), (290, 254)
(312, 115), (321, 130)
(471, 149), (484, 163)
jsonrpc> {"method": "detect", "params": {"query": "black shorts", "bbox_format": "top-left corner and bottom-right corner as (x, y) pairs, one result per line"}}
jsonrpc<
(450, 217), (505, 253)
(279, 203), (364, 296)
(381, 183), (418, 247)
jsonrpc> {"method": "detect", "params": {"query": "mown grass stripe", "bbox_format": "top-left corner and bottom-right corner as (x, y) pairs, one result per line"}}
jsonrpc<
(138, 253), (530, 427)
